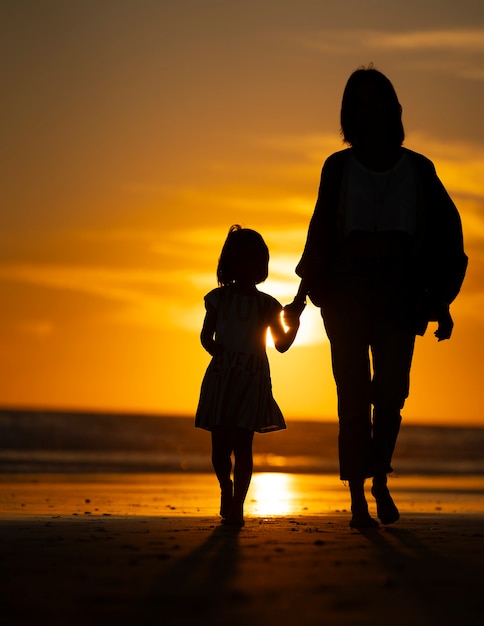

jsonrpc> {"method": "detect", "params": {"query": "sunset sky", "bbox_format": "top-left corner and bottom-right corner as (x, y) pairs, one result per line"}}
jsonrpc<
(1, 0), (484, 425)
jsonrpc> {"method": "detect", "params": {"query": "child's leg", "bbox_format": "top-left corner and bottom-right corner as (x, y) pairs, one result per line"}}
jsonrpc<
(224, 427), (254, 525)
(211, 427), (234, 517)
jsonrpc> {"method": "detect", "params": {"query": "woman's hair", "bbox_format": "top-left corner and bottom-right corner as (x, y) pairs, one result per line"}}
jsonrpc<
(217, 224), (269, 286)
(340, 65), (404, 148)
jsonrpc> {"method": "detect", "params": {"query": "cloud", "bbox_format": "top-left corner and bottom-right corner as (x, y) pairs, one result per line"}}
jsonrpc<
(373, 30), (484, 52)
(300, 28), (484, 80)
(302, 28), (484, 54)
(18, 320), (54, 338)
(0, 265), (172, 298)
(0, 264), (197, 331)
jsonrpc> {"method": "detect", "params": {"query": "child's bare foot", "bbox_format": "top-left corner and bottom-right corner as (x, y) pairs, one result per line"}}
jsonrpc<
(221, 503), (244, 526)
(221, 512), (244, 527)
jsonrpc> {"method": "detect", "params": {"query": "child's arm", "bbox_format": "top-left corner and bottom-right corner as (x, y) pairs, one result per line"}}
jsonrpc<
(200, 306), (222, 356)
(270, 309), (301, 353)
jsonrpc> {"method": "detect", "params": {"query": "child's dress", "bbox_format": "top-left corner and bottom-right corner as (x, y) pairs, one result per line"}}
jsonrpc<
(195, 285), (287, 433)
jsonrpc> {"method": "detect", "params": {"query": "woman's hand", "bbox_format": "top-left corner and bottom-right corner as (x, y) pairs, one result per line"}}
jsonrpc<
(283, 297), (306, 328)
(434, 305), (454, 341)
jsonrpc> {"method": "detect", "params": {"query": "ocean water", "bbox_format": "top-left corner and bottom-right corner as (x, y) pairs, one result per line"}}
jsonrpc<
(1, 409), (484, 476)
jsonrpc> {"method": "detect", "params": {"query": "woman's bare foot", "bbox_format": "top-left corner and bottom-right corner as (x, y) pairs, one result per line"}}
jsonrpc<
(371, 483), (399, 525)
(349, 510), (379, 529)
(349, 478), (379, 529)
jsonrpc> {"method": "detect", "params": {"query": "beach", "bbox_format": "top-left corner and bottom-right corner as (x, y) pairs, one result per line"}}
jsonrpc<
(1, 472), (484, 626)
(1, 412), (484, 624)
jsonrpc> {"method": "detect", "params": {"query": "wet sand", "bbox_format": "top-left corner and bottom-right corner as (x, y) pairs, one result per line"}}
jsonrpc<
(1, 473), (484, 625)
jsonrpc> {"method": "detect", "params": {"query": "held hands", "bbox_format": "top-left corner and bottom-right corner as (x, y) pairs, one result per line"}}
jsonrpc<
(434, 304), (454, 342)
(283, 297), (306, 328)
(272, 297), (305, 353)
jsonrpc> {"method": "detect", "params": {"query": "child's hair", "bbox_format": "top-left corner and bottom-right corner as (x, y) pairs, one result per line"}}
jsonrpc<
(217, 224), (269, 286)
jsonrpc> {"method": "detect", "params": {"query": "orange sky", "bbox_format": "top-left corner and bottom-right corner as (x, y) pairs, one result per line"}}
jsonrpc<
(1, 1), (484, 425)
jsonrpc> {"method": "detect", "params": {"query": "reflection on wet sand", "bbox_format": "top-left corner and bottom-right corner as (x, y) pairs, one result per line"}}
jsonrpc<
(1, 472), (484, 520)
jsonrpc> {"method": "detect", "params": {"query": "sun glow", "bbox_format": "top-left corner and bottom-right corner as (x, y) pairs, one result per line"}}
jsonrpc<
(247, 473), (349, 516)
(248, 473), (298, 516)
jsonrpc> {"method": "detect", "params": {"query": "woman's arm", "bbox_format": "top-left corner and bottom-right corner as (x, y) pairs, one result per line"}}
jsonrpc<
(287, 279), (309, 306)
(295, 150), (348, 306)
(283, 281), (307, 329)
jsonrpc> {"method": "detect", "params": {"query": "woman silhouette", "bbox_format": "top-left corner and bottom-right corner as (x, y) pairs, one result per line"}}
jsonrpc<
(289, 66), (467, 528)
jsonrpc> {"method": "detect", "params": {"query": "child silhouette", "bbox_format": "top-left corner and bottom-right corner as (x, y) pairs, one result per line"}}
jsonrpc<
(196, 225), (304, 526)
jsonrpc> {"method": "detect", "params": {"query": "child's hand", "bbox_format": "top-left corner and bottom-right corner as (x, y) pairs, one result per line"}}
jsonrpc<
(434, 305), (453, 342)
(283, 298), (306, 327)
